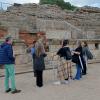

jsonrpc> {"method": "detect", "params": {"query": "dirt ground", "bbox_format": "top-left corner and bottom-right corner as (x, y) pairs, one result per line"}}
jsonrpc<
(0, 63), (100, 100)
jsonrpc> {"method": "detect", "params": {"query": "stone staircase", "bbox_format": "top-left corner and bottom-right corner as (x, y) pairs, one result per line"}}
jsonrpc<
(65, 7), (100, 39)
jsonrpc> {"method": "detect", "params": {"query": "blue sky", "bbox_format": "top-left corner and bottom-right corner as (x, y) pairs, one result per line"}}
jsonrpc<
(0, 0), (100, 8)
(65, 0), (100, 7)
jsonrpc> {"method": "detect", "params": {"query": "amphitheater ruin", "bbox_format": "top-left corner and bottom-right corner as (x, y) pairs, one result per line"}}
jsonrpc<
(0, 3), (100, 68)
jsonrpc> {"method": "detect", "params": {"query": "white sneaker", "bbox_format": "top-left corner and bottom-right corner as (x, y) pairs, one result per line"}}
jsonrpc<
(61, 80), (69, 84)
(53, 81), (61, 85)
(64, 80), (69, 84)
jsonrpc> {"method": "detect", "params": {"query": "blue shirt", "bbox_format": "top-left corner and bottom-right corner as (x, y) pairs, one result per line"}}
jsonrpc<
(31, 47), (35, 55)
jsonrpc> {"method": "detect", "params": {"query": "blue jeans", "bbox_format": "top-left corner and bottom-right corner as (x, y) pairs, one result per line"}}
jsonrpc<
(75, 64), (82, 80)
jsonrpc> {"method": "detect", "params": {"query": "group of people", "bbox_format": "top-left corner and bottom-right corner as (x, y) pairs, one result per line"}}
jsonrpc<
(0, 35), (93, 94)
(55, 40), (93, 84)
(31, 38), (93, 85)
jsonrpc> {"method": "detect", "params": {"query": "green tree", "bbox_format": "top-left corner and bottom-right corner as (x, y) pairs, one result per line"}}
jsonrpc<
(39, 0), (76, 10)
(40, 0), (55, 4)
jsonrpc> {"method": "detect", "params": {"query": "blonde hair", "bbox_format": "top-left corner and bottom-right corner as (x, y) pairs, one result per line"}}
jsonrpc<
(35, 41), (45, 57)
(76, 40), (82, 47)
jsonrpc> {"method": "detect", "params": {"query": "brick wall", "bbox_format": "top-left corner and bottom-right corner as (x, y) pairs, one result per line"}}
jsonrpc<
(19, 31), (37, 46)
(0, 29), (8, 39)
(19, 31), (48, 48)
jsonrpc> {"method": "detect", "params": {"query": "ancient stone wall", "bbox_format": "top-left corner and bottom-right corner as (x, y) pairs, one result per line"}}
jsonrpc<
(65, 6), (100, 39)
(0, 4), (100, 69)
(0, 29), (7, 38)
(0, 4), (100, 41)
(19, 31), (37, 45)
(0, 3), (84, 43)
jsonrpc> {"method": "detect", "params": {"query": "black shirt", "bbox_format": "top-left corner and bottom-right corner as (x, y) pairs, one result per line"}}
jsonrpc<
(57, 46), (72, 60)
(75, 46), (84, 64)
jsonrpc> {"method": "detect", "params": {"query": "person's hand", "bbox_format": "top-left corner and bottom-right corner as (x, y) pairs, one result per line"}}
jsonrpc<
(72, 51), (80, 55)
(75, 52), (80, 55)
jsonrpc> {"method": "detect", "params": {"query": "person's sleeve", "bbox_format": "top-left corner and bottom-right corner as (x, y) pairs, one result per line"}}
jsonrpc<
(57, 48), (62, 55)
(31, 48), (35, 54)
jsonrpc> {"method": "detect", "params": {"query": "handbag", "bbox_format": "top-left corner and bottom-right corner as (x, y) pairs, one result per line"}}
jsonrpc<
(72, 54), (79, 64)
(42, 53), (47, 57)
(87, 49), (93, 60)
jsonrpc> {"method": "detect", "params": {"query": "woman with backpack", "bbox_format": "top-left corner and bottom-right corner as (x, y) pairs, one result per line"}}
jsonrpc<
(57, 39), (72, 84)
(82, 41), (93, 75)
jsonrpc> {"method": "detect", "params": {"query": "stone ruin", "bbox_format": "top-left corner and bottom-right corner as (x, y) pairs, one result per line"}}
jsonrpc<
(65, 6), (100, 39)
(0, 4), (100, 41)
(0, 3), (100, 68)
(0, 4), (84, 42)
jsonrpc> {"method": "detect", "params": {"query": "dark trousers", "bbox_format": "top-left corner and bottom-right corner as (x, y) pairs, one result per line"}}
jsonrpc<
(36, 70), (43, 87)
(82, 63), (87, 74)
(32, 56), (36, 77)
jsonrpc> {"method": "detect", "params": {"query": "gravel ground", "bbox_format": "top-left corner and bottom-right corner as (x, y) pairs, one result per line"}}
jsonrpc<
(0, 63), (100, 100)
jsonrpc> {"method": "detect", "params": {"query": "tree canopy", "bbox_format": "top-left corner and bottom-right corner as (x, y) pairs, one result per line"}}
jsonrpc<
(39, 0), (76, 10)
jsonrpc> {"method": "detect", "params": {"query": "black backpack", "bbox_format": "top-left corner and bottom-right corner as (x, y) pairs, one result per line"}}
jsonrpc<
(57, 47), (72, 60)
(66, 48), (72, 60)
(86, 49), (93, 60)
(64, 47), (72, 60)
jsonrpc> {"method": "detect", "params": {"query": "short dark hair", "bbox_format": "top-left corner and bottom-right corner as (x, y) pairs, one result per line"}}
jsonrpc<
(63, 39), (69, 47)
(5, 37), (12, 42)
(84, 41), (88, 47)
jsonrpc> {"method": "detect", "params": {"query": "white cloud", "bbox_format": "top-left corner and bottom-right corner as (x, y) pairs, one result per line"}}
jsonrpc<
(90, 3), (100, 7)
(64, 0), (100, 7)
(0, 0), (39, 10)
(0, 0), (39, 4)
